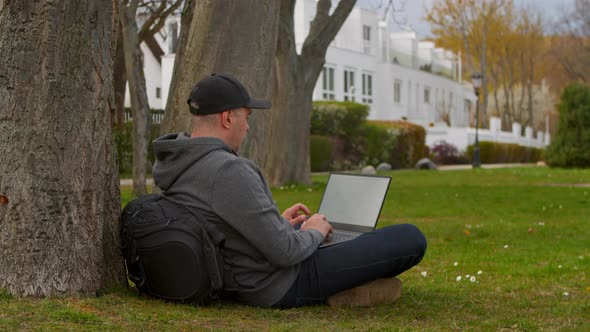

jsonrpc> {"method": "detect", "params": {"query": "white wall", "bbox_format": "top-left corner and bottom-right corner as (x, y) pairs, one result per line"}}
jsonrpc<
(372, 62), (475, 126)
(427, 116), (549, 151)
(124, 43), (164, 110)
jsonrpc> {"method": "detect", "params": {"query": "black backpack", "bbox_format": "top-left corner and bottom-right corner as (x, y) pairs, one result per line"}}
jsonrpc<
(120, 194), (225, 304)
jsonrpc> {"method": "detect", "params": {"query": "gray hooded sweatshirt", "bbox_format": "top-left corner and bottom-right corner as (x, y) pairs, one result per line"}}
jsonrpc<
(152, 133), (324, 307)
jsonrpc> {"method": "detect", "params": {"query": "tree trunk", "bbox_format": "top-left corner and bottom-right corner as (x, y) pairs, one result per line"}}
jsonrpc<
(0, 0), (125, 296)
(161, 0), (280, 167)
(526, 78), (534, 129)
(266, 10), (311, 185)
(265, 0), (356, 186)
(480, 16), (489, 128)
(120, 0), (151, 197)
(114, 25), (127, 130)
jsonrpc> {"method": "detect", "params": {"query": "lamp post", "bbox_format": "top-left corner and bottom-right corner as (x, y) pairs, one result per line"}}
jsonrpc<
(471, 73), (482, 168)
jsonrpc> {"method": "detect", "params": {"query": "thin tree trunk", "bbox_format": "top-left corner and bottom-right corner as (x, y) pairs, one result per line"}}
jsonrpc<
(120, 0), (151, 197)
(480, 15), (489, 128)
(489, 67), (504, 129)
(161, 0), (280, 168)
(160, 0), (196, 135)
(526, 78), (534, 129)
(508, 60), (518, 123)
(0, 0), (125, 296)
(501, 62), (512, 128)
(114, 25), (127, 130)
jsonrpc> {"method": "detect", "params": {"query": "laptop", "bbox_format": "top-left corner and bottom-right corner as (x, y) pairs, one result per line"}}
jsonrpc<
(317, 173), (391, 248)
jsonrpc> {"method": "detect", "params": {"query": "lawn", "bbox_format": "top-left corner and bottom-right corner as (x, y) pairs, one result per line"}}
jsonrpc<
(1, 167), (589, 331)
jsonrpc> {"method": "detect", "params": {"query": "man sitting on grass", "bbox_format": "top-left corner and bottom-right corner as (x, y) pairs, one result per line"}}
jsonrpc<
(152, 73), (427, 308)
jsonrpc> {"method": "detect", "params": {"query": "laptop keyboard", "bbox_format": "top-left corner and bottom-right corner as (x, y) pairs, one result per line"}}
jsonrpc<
(325, 229), (359, 244)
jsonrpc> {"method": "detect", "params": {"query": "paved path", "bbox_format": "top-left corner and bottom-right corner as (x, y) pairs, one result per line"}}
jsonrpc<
(120, 163), (543, 186)
(437, 163), (542, 171)
(120, 178), (154, 186)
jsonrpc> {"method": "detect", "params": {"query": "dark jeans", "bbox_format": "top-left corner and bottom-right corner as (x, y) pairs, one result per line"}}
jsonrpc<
(273, 224), (427, 308)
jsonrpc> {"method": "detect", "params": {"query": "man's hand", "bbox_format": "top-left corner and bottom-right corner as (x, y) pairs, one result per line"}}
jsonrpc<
(282, 203), (311, 226)
(301, 214), (332, 238)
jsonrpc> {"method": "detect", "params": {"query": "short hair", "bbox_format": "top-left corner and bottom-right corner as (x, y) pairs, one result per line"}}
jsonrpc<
(191, 106), (218, 131)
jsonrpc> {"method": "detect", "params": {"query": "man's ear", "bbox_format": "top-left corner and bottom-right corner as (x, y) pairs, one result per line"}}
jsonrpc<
(221, 110), (231, 129)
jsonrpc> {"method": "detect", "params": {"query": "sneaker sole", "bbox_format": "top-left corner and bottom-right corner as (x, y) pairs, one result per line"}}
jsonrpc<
(327, 277), (403, 307)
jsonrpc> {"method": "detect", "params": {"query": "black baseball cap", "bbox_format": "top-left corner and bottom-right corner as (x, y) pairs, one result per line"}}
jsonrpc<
(187, 73), (271, 115)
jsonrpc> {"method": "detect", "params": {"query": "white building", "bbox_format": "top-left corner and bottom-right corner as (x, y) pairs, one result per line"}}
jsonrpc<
(127, 0), (549, 151)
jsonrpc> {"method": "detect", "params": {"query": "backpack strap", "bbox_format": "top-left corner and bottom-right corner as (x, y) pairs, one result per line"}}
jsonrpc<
(182, 204), (225, 291)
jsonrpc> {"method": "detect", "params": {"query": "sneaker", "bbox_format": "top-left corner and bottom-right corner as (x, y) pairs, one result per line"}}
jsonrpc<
(327, 277), (402, 307)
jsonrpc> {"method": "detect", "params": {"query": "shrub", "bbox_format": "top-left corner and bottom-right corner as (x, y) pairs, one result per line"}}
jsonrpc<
(310, 135), (334, 172)
(311, 101), (368, 139)
(466, 141), (544, 164)
(115, 121), (161, 175)
(363, 121), (427, 169)
(310, 102), (427, 170)
(361, 123), (397, 166)
(430, 140), (469, 165)
(546, 83), (590, 167)
(311, 101), (369, 167)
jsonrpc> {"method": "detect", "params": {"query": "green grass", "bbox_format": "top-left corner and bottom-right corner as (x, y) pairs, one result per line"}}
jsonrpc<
(2, 167), (589, 331)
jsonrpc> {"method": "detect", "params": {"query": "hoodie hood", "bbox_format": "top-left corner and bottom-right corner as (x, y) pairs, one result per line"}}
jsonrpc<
(152, 133), (234, 191)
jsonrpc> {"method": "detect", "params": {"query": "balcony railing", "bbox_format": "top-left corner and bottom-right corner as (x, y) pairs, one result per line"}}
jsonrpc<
(388, 49), (456, 81)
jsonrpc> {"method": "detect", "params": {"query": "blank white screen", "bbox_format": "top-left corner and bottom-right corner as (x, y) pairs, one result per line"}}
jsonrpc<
(318, 174), (390, 227)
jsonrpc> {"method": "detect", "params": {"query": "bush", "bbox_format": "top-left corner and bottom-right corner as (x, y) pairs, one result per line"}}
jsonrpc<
(310, 135), (334, 172)
(430, 140), (469, 165)
(361, 123), (397, 166)
(115, 121), (161, 175)
(363, 121), (427, 169)
(546, 83), (590, 167)
(311, 101), (369, 168)
(466, 141), (544, 164)
(311, 101), (369, 138)
(310, 102), (427, 170)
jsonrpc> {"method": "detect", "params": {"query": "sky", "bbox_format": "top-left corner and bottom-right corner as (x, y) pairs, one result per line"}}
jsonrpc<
(357, 0), (571, 38)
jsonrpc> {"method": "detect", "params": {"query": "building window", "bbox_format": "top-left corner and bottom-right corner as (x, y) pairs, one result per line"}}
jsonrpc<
(394, 79), (402, 104)
(156, 87), (161, 99)
(344, 69), (355, 102)
(424, 87), (431, 104)
(168, 22), (178, 54)
(322, 66), (335, 100)
(363, 25), (371, 41)
(363, 25), (371, 54)
(362, 73), (373, 104)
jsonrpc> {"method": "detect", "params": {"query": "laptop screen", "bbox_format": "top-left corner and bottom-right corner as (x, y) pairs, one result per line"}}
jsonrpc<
(318, 173), (391, 229)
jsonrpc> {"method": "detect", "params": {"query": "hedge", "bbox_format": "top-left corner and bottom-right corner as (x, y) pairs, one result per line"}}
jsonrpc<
(310, 135), (334, 172)
(466, 141), (544, 164)
(114, 121), (161, 175)
(311, 101), (369, 138)
(429, 140), (469, 165)
(364, 120), (427, 169)
(310, 101), (428, 170)
(311, 101), (369, 169)
(545, 83), (590, 167)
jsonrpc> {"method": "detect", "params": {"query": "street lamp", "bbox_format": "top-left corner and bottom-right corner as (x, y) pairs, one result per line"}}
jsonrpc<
(471, 73), (482, 168)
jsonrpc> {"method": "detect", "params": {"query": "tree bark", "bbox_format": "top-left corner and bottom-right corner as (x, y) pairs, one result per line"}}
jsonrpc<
(120, 0), (151, 197)
(264, 0), (356, 186)
(480, 10), (489, 129)
(114, 25), (127, 130)
(161, 0), (280, 167)
(0, 0), (126, 296)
